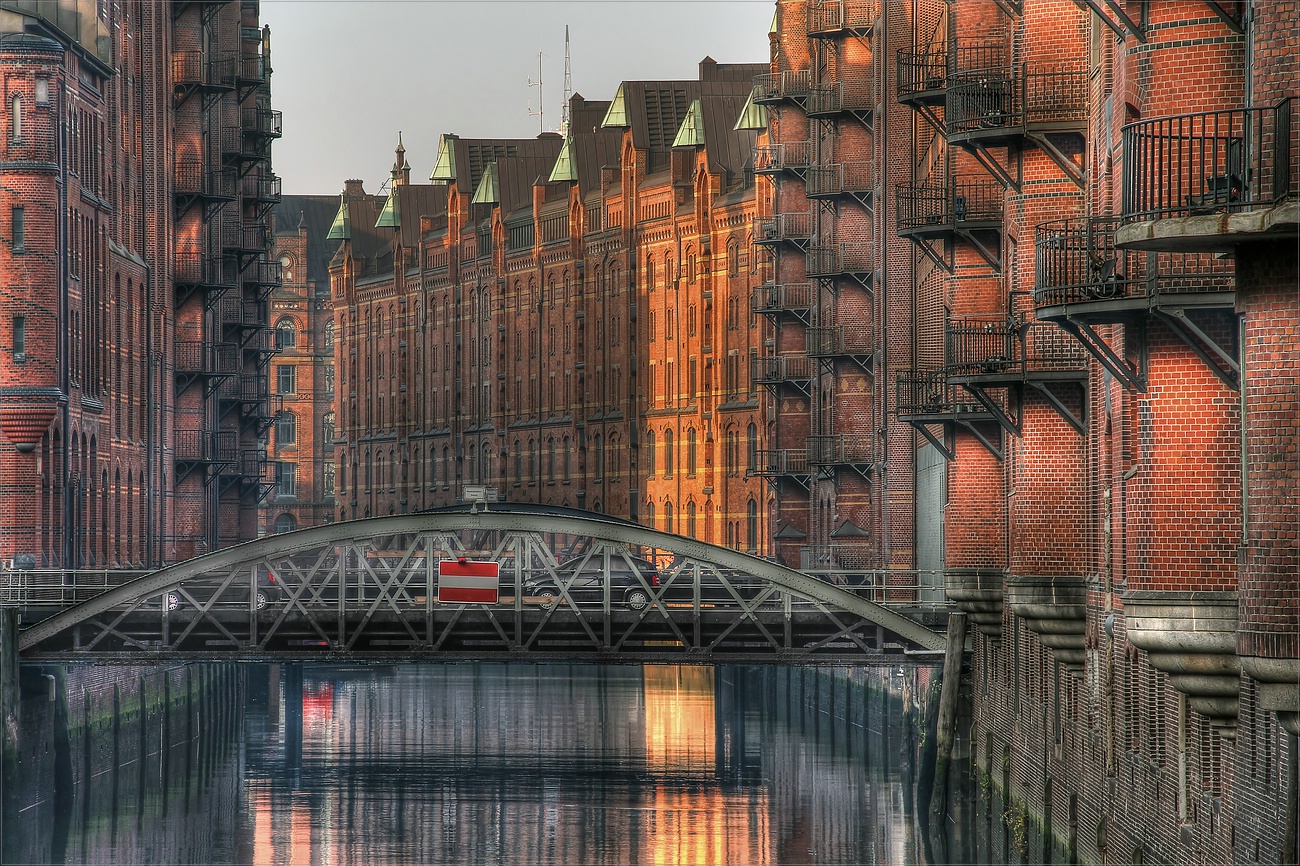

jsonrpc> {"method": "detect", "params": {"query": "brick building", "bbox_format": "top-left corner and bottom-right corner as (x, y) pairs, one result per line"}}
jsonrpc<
(0, 0), (279, 567)
(744, 0), (1300, 862)
(327, 60), (771, 552)
(261, 194), (342, 533)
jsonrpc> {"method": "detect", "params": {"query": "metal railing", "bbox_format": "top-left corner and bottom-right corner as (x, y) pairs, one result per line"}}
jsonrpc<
(174, 341), (239, 376)
(895, 368), (987, 416)
(807, 161), (874, 197)
(1034, 217), (1237, 307)
(753, 141), (813, 174)
(751, 354), (813, 385)
(1121, 99), (1296, 221)
(174, 160), (235, 199)
(221, 219), (271, 252)
(752, 70), (813, 104)
(752, 282), (814, 315)
(173, 249), (238, 286)
(807, 434), (874, 465)
(242, 172), (282, 203)
(807, 326), (872, 357)
(897, 47), (948, 98)
(174, 429), (238, 462)
(807, 0), (876, 35)
(241, 107), (283, 138)
(947, 63), (1087, 137)
(806, 78), (875, 117)
(754, 212), (814, 244)
(219, 297), (267, 329)
(806, 242), (874, 276)
(0, 570), (153, 607)
(946, 316), (1089, 376)
(896, 177), (1004, 230)
(171, 50), (236, 88)
(752, 449), (810, 477)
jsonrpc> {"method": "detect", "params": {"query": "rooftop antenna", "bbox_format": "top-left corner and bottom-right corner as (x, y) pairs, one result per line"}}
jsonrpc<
(560, 26), (572, 136)
(527, 51), (543, 135)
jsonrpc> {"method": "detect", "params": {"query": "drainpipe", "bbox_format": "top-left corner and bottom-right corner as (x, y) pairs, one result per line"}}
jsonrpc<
(58, 77), (72, 570)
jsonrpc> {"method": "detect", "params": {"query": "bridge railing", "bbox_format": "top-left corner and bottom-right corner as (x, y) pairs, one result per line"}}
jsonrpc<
(0, 569), (153, 606)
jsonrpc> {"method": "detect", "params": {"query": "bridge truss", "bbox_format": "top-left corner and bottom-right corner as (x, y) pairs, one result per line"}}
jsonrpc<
(16, 511), (944, 663)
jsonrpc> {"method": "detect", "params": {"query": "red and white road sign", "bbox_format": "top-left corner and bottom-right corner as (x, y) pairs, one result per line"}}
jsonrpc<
(438, 558), (500, 604)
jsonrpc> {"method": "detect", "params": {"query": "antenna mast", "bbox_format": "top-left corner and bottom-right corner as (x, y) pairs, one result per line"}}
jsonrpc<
(560, 26), (572, 135)
(527, 52), (543, 135)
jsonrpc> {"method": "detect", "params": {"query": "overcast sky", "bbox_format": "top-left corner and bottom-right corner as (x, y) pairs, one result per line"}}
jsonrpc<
(262, 1), (773, 196)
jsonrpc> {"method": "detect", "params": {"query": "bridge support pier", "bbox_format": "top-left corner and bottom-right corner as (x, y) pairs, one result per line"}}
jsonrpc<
(928, 612), (968, 838)
(283, 663), (303, 773)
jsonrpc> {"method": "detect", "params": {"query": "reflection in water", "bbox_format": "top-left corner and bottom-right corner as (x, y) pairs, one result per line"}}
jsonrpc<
(9, 662), (993, 865)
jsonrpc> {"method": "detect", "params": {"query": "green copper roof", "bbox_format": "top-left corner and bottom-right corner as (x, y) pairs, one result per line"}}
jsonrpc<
(470, 162), (500, 204)
(326, 192), (350, 240)
(769, 6), (778, 34)
(672, 99), (705, 148)
(734, 90), (769, 131)
(429, 134), (458, 182)
(375, 185), (401, 228)
(601, 84), (630, 128)
(548, 136), (578, 182)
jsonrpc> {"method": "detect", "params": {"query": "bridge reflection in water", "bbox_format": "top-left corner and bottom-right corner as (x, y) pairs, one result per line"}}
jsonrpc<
(16, 511), (944, 664)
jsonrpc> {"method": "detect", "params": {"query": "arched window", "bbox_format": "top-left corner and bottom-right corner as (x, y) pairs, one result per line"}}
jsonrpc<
(663, 500), (674, 533)
(687, 501), (697, 538)
(323, 320), (335, 349)
(514, 440), (523, 483)
(275, 513), (297, 534)
(687, 428), (697, 476)
(727, 238), (740, 277)
(529, 438), (539, 479)
(276, 411), (296, 446)
(747, 499), (759, 551)
(563, 437), (571, 480)
(547, 437), (556, 480)
(593, 434), (604, 479)
(321, 412), (335, 443)
(364, 450), (373, 489)
(747, 423), (758, 474)
(10, 93), (20, 140)
(645, 255), (655, 292)
(376, 452), (386, 489)
(645, 501), (655, 529)
(276, 317), (297, 349)
(663, 428), (674, 476)
(646, 429), (656, 475)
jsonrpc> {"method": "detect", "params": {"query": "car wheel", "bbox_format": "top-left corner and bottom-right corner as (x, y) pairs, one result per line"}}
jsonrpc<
(625, 588), (650, 611)
(536, 588), (557, 605)
(255, 590), (268, 611)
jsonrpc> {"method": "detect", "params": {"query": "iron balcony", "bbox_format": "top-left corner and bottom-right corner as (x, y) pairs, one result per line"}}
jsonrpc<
(1120, 99), (1297, 226)
(806, 0), (877, 37)
(896, 47), (948, 106)
(806, 326), (872, 358)
(174, 430), (238, 463)
(751, 354), (814, 391)
(806, 243), (873, 278)
(174, 160), (236, 206)
(806, 434), (874, 466)
(896, 177), (1003, 235)
(806, 162), (874, 200)
(806, 79), (875, 120)
(944, 317), (1089, 381)
(752, 449), (810, 478)
(752, 70), (812, 106)
(754, 213), (814, 247)
(753, 141), (813, 176)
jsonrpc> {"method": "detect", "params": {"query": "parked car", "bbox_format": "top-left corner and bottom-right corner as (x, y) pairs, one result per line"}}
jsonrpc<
(166, 566), (282, 612)
(525, 554), (662, 610)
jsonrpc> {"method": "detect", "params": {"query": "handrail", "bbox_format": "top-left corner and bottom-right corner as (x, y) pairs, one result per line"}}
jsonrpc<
(1121, 99), (1296, 221)
(896, 177), (1003, 230)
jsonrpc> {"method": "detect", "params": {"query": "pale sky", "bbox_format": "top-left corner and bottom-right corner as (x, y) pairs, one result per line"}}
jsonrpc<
(262, 0), (774, 196)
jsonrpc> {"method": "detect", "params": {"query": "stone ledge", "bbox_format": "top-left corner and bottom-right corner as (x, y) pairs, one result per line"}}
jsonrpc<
(1115, 200), (1299, 253)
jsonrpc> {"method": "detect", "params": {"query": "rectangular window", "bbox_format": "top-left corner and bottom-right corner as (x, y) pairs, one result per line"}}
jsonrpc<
(323, 365), (335, 394)
(277, 364), (296, 394)
(34, 79), (48, 105)
(12, 207), (23, 252)
(276, 462), (297, 497)
(12, 315), (25, 360)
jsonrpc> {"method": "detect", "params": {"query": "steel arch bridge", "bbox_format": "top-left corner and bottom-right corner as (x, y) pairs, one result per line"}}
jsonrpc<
(17, 509), (945, 663)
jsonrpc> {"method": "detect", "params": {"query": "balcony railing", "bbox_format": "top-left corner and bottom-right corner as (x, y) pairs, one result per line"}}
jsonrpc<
(753, 141), (813, 175)
(807, 326), (872, 357)
(753, 70), (812, 105)
(806, 162), (873, 198)
(947, 62), (1086, 138)
(218, 374), (271, 406)
(1121, 99), (1297, 221)
(174, 160), (235, 200)
(946, 317), (1089, 377)
(751, 354), (813, 386)
(222, 219), (271, 253)
(806, 242), (873, 277)
(897, 48), (948, 99)
(171, 50), (236, 90)
(241, 107), (283, 139)
(806, 78), (874, 118)
(752, 449), (810, 477)
(174, 342), (239, 376)
(807, 434), (874, 466)
(807, 0), (876, 36)
(219, 297), (267, 329)
(752, 282), (814, 316)
(175, 430), (238, 463)
(896, 178), (1003, 231)
(221, 125), (268, 163)
(238, 54), (269, 85)
(1034, 217), (1236, 308)
(242, 172), (282, 203)
(895, 368), (987, 416)
(173, 249), (238, 287)
(755, 212), (814, 245)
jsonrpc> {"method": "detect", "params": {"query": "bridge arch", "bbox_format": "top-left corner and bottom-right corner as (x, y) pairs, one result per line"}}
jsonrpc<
(18, 509), (944, 660)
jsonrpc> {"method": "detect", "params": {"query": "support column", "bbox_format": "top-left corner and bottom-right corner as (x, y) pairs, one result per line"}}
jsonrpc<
(1, 608), (20, 864)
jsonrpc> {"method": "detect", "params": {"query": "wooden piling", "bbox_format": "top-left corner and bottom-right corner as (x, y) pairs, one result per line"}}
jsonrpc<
(928, 611), (968, 837)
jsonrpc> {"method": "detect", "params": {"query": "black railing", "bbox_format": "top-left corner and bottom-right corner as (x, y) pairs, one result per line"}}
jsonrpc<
(171, 50), (236, 88)
(896, 178), (1003, 231)
(946, 317), (1088, 376)
(806, 242), (873, 276)
(806, 78), (874, 117)
(807, 434), (874, 465)
(175, 430), (238, 462)
(947, 61), (1086, 137)
(1035, 217), (1236, 307)
(174, 160), (235, 199)
(1121, 99), (1296, 221)
(242, 172), (282, 203)
(897, 48), (948, 98)
(173, 249), (238, 286)
(807, 162), (873, 197)
(755, 213), (814, 244)
(753, 141), (813, 174)
(751, 355), (813, 385)
(752, 282), (814, 315)
(175, 342), (239, 375)
(896, 369), (986, 416)
(753, 70), (812, 105)
(219, 298), (267, 329)
(241, 107), (283, 138)
(752, 449), (810, 477)
(807, 326), (872, 357)
(807, 0), (876, 35)
(222, 219), (270, 252)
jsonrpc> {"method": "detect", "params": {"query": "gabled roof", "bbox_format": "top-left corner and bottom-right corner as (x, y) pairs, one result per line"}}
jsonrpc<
(273, 194), (345, 291)
(430, 132), (565, 196)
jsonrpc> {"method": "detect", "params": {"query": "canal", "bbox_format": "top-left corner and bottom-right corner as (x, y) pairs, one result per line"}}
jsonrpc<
(3, 662), (1026, 865)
